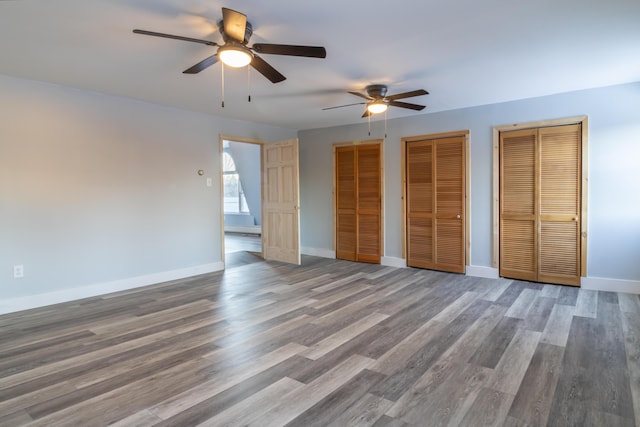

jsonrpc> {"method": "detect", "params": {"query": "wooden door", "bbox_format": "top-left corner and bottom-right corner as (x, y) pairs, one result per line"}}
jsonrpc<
(499, 124), (581, 286)
(406, 140), (434, 269)
(335, 147), (357, 261)
(335, 144), (381, 264)
(499, 129), (537, 281)
(538, 124), (582, 285)
(262, 138), (300, 265)
(356, 145), (382, 263)
(406, 136), (465, 273)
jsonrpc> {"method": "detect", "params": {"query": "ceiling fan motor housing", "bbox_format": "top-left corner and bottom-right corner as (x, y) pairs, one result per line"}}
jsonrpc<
(366, 84), (388, 99)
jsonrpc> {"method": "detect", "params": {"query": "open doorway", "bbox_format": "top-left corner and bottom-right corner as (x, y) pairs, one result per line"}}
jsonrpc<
(221, 138), (263, 266)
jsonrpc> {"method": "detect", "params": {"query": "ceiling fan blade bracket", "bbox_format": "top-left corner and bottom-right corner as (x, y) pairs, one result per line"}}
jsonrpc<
(218, 19), (253, 44)
(222, 8), (248, 43)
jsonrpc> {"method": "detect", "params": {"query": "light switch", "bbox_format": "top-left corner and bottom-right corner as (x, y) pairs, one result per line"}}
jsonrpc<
(13, 265), (24, 278)
(206, 178), (212, 187)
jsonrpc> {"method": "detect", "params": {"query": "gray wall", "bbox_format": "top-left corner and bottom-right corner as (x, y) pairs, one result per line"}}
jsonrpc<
(227, 140), (262, 225)
(298, 82), (640, 281)
(2, 72), (638, 305)
(0, 74), (295, 299)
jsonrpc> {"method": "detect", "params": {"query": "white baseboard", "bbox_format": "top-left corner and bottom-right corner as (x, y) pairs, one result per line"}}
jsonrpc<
(301, 247), (336, 259)
(466, 265), (500, 279)
(377, 261), (501, 278)
(377, 260), (502, 276)
(4, 261), (636, 316)
(0, 262), (225, 315)
(381, 256), (407, 268)
(581, 277), (640, 295)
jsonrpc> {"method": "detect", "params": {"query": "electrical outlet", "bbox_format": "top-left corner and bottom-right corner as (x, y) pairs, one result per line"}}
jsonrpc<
(13, 265), (24, 279)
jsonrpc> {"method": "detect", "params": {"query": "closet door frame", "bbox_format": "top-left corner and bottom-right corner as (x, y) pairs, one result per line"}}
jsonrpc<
(401, 130), (470, 269)
(492, 116), (589, 279)
(332, 139), (384, 261)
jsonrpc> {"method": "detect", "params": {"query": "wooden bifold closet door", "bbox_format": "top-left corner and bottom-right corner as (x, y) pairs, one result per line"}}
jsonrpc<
(406, 136), (465, 273)
(499, 123), (582, 286)
(335, 144), (381, 264)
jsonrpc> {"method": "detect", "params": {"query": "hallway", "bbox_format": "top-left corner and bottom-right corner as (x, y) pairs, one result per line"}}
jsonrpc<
(225, 232), (263, 269)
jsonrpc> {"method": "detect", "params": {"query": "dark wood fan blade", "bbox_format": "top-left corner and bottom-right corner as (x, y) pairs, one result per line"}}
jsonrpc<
(386, 89), (429, 100)
(183, 55), (219, 74)
(388, 100), (426, 111)
(133, 29), (217, 46)
(251, 55), (286, 83)
(361, 109), (372, 118)
(322, 102), (366, 111)
(348, 91), (374, 101)
(222, 8), (247, 42)
(252, 44), (326, 58)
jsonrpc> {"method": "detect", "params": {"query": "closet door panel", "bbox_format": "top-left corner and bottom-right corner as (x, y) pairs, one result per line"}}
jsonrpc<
(434, 138), (465, 272)
(407, 141), (434, 268)
(538, 124), (581, 285)
(539, 221), (580, 285)
(336, 147), (357, 261)
(501, 220), (536, 277)
(408, 218), (433, 269)
(500, 129), (537, 281)
(357, 214), (381, 263)
(356, 145), (381, 263)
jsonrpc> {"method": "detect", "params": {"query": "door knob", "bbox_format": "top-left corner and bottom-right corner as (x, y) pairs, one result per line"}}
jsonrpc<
(456, 214), (461, 219)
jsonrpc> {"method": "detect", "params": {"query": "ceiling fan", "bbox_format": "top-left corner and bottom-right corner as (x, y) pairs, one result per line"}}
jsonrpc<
(133, 7), (326, 83)
(323, 84), (429, 117)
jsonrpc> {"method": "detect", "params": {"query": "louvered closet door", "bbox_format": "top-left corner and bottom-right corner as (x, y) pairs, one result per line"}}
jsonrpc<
(335, 144), (381, 264)
(434, 137), (465, 272)
(538, 124), (581, 285)
(499, 124), (581, 286)
(406, 136), (465, 273)
(407, 141), (434, 269)
(336, 147), (357, 261)
(356, 145), (381, 263)
(500, 129), (537, 281)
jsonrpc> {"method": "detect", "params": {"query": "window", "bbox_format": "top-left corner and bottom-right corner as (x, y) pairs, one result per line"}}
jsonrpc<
(223, 150), (249, 214)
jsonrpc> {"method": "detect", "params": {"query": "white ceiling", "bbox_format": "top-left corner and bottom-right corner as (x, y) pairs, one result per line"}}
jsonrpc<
(1, 0), (639, 130)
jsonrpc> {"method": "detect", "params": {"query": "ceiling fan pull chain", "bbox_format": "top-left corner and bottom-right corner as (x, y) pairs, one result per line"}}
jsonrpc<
(221, 63), (225, 108)
(384, 110), (388, 139)
(248, 66), (251, 102)
(368, 114), (371, 136)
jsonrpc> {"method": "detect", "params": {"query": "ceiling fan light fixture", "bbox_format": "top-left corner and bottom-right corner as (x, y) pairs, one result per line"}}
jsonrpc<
(218, 44), (253, 67)
(367, 101), (388, 114)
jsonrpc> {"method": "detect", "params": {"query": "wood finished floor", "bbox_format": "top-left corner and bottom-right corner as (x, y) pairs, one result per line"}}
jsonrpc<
(1, 255), (639, 427)
(225, 232), (262, 255)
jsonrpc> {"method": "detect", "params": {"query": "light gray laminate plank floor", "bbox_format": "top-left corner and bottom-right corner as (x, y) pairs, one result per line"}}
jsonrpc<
(0, 255), (639, 426)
